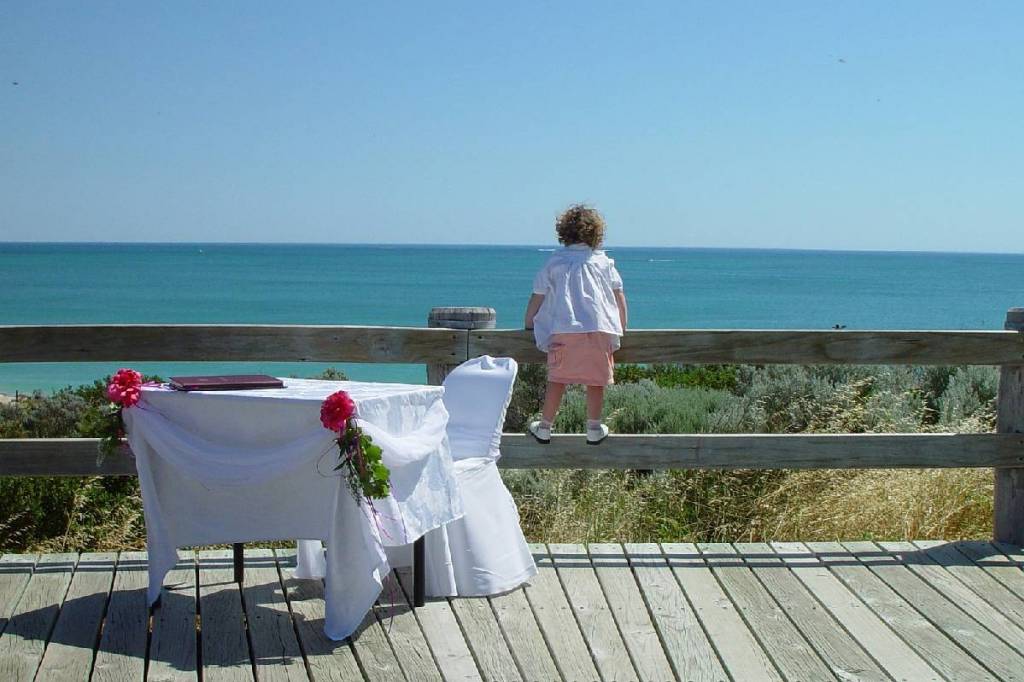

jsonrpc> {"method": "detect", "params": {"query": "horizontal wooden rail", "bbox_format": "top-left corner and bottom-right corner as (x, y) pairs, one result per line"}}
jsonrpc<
(0, 325), (463, 364)
(2, 325), (1023, 366)
(2, 432), (1022, 476)
(471, 329), (1024, 365)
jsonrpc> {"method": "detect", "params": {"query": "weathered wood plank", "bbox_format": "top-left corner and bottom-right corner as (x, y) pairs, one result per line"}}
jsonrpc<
(488, 586), (561, 682)
(521, 544), (599, 682)
(6, 431), (1022, 476)
(0, 554), (36, 636)
(587, 544), (674, 681)
(548, 543), (638, 682)
(660, 543), (781, 681)
(698, 543), (837, 680)
(952, 540), (1024, 601)
(843, 540), (1024, 681)
(35, 552), (116, 682)
(239, 549), (307, 682)
(912, 541), (1024, 624)
(273, 549), (364, 682)
(470, 327), (1024, 365)
(622, 544), (727, 682)
(734, 542), (889, 681)
(448, 597), (523, 682)
(0, 324), (464, 364)
(197, 550), (252, 682)
(375, 571), (443, 682)
(394, 568), (481, 682)
(148, 551), (198, 682)
(348, 608), (405, 682)
(772, 542), (942, 682)
(0, 553), (77, 682)
(497, 432), (1024, 469)
(995, 308), (1024, 544)
(880, 541), (1024, 657)
(92, 551), (149, 682)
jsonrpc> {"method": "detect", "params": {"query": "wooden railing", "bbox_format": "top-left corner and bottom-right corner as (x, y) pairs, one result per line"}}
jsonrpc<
(2, 306), (1023, 543)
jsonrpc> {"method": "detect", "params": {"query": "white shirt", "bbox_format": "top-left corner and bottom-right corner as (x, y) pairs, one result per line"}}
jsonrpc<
(531, 244), (624, 352)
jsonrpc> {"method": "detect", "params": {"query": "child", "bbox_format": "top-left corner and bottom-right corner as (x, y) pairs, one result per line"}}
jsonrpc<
(524, 204), (628, 445)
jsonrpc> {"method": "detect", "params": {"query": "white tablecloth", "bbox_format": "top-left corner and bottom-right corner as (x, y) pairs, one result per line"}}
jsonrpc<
(124, 378), (462, 640)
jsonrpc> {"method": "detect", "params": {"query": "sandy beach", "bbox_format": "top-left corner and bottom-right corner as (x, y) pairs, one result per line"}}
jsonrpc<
(0, 392), (16, 406)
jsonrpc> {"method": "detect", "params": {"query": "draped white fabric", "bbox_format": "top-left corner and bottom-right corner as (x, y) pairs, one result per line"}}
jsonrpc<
(295, 356), (537, 597)
(125, 378), (462, 641)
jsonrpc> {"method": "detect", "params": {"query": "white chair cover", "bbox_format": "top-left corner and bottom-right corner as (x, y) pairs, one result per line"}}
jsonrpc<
(423, 355), (537, 596)
(297, 356), (536, 597)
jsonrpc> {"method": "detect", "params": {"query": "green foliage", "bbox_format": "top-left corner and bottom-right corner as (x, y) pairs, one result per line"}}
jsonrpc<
(314, 367), (348, 381)
(615, 363), (739, 391)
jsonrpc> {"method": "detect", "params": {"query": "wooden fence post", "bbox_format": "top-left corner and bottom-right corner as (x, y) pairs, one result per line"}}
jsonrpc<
(995, 307), (1024, 545)
(426, 307), (496, 385)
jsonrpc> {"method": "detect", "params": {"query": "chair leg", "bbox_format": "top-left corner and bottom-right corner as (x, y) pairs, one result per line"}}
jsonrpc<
(413, 536), (425, 607)
(233, 542), (244, 583)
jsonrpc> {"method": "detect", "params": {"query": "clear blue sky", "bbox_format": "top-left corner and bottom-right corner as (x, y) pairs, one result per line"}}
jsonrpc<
(2, 2), (1021, 251)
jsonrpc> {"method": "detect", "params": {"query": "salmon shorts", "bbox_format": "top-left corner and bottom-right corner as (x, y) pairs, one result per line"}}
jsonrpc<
(547, 332), (616, 386)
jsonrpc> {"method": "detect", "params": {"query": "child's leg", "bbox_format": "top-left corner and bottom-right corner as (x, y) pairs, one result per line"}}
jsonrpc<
(585, 385), (604, 422)
(541, 382), (567, 423)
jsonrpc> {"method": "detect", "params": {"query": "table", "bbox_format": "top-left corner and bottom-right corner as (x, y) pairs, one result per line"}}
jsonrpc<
(124, 378), (463, 640)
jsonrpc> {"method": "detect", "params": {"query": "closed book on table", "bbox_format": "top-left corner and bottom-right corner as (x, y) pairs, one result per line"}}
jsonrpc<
(168, 375), (285, 391)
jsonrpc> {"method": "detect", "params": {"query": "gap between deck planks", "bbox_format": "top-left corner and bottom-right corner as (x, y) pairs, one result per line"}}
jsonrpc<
(1, 542), (1023, 681)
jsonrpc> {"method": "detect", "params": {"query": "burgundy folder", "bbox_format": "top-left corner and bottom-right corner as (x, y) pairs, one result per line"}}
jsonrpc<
(168, 374), (285, 391)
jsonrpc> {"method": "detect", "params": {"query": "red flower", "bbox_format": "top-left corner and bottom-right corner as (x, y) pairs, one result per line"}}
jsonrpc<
(321, 390), (356, 432)
(106, 368), (143, 408)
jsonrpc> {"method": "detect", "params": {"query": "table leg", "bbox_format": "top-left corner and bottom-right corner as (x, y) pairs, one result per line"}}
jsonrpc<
(233, 542), (244, 583)
(413, 536), (425, 607)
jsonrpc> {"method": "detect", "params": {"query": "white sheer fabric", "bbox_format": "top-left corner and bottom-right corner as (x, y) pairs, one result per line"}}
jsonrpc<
(125, 378), (461, 641)
(296, 356), (537, 597)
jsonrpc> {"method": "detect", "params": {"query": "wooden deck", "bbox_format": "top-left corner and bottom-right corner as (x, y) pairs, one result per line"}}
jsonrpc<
(1, 542), (1023, 681)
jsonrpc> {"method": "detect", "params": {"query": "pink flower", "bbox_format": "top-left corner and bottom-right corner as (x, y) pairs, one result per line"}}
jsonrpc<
(321, 390), (356, 432)
(107, 368), (143, 408)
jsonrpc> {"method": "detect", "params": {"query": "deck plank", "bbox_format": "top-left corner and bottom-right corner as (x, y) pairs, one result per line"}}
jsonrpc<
(813, 540), (991, 681)
(92, 551), (149, 682)
(273, 549), (364, 682)
(880, 541), (1024, 657)
(844, 540), (1024, 681)
(198, 549), (252, 682)
(952, 540), (1024, 602)
(661, 543), (781, 681)
(735, 542), (889, 682)
(914, 540), (1024, 626)
(148, 550), (198, 682)
(449, 597), (523, 682)
(587, 543), (674, 681)
(699, 542), (837, 680)
(773, 541), (942, 682)
(376, 570), (443, 681)
(394, 568), (481, 682)
(35, 552), (116, 682)
(0, 553), (78, 682)
(521, 544), (599, 682)
(0, 554), (37, 637)
(623, 543), (727, 682)
(489, 585), (560, 681)
(239, 549), (307, 682)
(548, 543), (638, 682)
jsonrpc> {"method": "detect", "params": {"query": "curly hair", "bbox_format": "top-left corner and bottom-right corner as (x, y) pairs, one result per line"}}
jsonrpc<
(555, 204), (606, 248)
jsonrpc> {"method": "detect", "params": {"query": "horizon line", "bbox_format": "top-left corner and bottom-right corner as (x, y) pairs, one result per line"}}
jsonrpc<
(1, 240), (1023, 257)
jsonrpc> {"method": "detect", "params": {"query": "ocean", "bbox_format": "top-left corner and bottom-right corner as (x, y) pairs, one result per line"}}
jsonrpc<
(2, 242), (1023, 394)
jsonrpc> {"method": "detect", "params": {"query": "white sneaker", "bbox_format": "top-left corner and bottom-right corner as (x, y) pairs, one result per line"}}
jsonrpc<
(586, 423), (609, 445)
(529, 420), (551, 444)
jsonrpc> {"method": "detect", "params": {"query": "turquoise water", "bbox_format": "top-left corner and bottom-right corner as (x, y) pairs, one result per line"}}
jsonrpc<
(2, 242), (1023, 394)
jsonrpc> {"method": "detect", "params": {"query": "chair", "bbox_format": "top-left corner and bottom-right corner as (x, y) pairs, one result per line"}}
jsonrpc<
(297, 355), (536, 596)
(424, 355), (537, 596)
